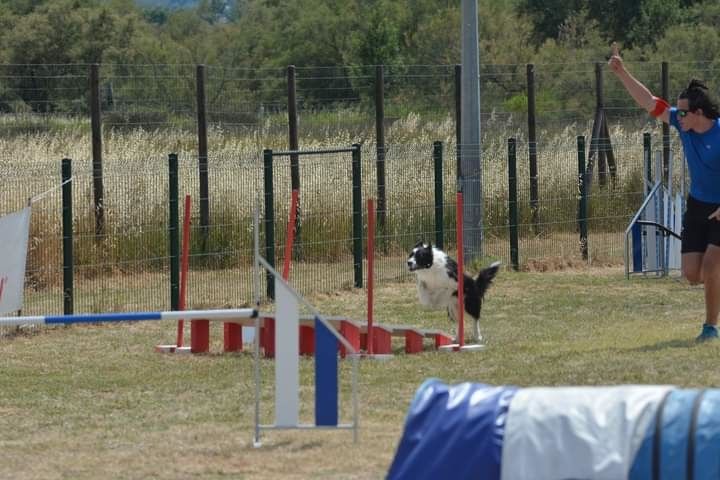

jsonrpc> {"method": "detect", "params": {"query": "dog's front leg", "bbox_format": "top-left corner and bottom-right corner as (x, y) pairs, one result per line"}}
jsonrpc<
(473, 318), (482, 343)
(447, 300), (460, 343)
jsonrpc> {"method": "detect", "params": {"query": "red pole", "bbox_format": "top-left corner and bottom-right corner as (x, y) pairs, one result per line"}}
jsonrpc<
(176, 194), (191, 347)
(367, 198), (375, 355)
(456, 191), (464, 349)
(283, 189), (299, 281)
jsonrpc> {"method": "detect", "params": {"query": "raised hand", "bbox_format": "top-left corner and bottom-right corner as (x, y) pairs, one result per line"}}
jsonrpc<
(607, 42), (623, 74)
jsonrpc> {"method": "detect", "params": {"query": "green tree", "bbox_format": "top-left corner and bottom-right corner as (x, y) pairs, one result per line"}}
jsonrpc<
(519, 0), (691, 49)
(532, 10), (609, 118)
(349, 0), (404, 66)
(196, 0), (237, 23)
(518, 0), (584, 43)
(625, 0), (683, 48)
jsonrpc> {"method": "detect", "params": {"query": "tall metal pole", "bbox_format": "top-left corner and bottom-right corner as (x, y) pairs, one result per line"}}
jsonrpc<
(460, 0), (482, 262)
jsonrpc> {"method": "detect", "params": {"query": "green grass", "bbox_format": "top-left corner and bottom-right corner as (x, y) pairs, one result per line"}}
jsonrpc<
(2, 267), (720, 479)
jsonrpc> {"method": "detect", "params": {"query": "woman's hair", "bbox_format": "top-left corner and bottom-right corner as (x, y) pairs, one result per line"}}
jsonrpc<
(679, 79), (720, 119)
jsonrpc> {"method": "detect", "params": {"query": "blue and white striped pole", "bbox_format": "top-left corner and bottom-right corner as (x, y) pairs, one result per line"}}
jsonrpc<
(0, 308), (258, 327)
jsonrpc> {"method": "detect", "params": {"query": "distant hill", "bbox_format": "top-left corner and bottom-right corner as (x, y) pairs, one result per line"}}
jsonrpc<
(134, 0), (199, 9)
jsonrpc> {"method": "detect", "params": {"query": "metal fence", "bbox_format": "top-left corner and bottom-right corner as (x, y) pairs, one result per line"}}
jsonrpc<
(2, 136), (683, 322)
(0, 60), (705, 323)
(4, 61), (720, 130)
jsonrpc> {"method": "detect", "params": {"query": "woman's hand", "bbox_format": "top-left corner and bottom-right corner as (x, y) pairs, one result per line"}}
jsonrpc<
(708, 207), (720, 221)
(607, 42), (624, 75)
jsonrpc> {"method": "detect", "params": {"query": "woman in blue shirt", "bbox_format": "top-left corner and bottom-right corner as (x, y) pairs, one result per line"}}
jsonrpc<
(608, 42), (720, 342)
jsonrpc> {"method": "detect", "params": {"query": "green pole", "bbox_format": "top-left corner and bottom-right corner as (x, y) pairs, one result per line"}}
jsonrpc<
(433, 141), (444, 250)
(352, 144), (363, 288)
(169, 153), (179, 310)
(508, 139), (519, 271)
(62, 158), (73, 314)
(263, 149), (275, 299)
(577, 136), (588, 261)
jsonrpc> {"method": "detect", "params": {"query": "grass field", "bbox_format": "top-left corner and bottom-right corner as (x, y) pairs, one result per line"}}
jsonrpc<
(2, 266), (720, 479)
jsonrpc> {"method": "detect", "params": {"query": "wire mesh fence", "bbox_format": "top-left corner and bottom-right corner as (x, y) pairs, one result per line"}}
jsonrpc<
(2, 135), (677, 326)
(0, 60), (709, 327)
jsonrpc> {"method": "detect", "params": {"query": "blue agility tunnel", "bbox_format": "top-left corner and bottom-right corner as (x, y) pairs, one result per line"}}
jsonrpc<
(387, 379), (720, 480)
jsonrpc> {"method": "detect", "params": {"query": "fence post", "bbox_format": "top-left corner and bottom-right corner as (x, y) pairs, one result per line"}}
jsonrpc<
(62, 158), (73, 315)
(455, 64), (462, 182)
(287, 65), (301, 258)
(169, 153), (180, 310)
(527, 63), (540, 234)
(643, 132), (652, 196)
(263, 149), (275, 299)
(662, 61), (670, 184)
(375, 65), (387, 240)
(89, 64), (105, 238)
(508, 139), (519, 271)
(577, 136), (589, 261)
(433, 141), (444, 250)
(594, 62), (607, 186)
(352, 144), (363, 288)
(196, 64), (210, 250)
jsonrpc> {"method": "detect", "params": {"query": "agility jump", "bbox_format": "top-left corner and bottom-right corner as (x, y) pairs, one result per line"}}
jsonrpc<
(0, 197), (361, 449)
(251, 199), (359, 446)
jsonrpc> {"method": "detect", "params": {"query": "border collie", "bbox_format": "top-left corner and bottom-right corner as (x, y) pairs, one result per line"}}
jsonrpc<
(407, 241), (500, 343)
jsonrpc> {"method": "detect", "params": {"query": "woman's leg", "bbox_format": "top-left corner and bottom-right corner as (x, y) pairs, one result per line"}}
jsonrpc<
(682, 252), (704, 284)
(702, 245), (720, 326)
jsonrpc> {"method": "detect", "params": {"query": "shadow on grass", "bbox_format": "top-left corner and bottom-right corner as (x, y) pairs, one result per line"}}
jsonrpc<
(628, 338), (700, 352)
(253, 439), (324, 452)
(252, 439), (293, 450)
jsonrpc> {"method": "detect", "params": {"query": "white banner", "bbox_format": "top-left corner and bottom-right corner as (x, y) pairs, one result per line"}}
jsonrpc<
(0, 207), (31, 315)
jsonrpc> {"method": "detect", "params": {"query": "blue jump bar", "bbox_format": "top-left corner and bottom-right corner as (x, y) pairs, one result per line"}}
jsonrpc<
(0, 308), (258, 328)
(45, 312), (162, 324)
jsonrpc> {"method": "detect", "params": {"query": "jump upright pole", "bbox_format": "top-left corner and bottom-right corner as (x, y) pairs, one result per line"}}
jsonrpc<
(177, 194), (192, 347)
(367, 198), (375, 355)
(438, 190), (484, 352)
(456, 191), (465, 349)
(283, 189), (299, 280)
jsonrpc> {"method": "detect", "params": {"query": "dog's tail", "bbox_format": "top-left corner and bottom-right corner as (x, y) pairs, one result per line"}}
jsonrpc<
(475, 261), (501, 298)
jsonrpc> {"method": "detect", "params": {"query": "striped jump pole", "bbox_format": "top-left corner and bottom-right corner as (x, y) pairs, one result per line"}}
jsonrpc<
(0, 309), (258, 328)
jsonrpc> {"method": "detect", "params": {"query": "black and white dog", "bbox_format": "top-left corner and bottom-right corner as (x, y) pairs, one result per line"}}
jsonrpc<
(407, 241), (500, 343)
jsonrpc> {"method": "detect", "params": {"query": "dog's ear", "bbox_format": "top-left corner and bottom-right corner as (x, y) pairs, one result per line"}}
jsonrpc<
(426, 241), (432, 249)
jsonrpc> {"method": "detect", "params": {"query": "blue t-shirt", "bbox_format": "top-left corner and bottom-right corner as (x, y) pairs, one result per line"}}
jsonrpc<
(669, 107), (720, 203)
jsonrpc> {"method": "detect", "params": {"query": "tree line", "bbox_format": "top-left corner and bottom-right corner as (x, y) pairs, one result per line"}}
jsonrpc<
(1, 0), (719, 115)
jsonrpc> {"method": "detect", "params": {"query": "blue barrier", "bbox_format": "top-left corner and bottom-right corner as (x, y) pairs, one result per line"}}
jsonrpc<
(388, 380), (720, 480)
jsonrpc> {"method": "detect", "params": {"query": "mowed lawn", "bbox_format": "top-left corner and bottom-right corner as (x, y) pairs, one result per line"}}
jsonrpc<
(2, 267), (720, 480)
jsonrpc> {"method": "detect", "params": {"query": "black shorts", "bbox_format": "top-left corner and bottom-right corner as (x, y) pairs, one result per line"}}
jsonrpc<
(681, 195), (720, 253)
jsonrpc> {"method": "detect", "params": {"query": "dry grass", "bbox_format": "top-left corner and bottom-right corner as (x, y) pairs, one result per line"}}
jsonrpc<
(1, 114), (684, 286)
(3, 267), (720, 479)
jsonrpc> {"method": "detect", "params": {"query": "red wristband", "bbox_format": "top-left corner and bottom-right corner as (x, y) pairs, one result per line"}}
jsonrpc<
(650, 96), (670, 117)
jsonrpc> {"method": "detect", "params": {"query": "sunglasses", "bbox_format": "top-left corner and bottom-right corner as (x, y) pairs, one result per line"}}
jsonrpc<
(678, 109), (692, 117)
